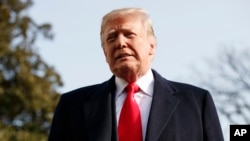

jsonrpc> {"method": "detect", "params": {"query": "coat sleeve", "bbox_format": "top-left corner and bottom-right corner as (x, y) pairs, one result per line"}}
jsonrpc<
(202, 91), (224, 141)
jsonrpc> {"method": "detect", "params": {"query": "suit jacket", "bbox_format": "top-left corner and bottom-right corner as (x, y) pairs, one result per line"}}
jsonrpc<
(48, 70), (224, 141)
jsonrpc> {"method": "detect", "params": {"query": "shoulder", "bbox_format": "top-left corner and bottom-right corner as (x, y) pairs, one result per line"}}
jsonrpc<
(160, 80), (217, 115)
(153, 69), (209, 94)
(59, 78), (113, 102)
(168, 80), (216, 107)
(169, 80), (209, 94)
(152, 69), (212, 101)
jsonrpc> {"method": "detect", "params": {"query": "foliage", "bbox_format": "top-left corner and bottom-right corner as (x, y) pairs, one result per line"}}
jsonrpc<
(0, 0), (62, 140)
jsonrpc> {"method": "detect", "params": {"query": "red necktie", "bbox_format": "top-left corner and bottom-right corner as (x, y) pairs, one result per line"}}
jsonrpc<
(118, 83), (143, 141)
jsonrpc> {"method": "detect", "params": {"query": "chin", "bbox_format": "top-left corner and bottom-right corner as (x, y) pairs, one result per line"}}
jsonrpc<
(112, 64), (136, 75)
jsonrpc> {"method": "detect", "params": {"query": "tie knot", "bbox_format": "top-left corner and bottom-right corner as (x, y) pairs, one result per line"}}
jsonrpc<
(125, 83), (139, 93)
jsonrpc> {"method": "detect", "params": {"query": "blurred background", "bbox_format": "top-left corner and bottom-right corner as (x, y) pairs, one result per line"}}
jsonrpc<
(0, 0), (249, 140)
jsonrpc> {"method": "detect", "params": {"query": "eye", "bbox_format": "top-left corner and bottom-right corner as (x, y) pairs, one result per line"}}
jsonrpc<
(106, 33), (117, 43)
(124, 32), (136, 38)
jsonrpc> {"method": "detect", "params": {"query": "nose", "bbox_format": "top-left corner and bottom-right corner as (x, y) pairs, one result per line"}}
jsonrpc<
(115, 34), (127, 49)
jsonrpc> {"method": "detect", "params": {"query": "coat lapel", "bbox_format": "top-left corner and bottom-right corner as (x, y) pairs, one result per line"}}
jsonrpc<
(81, 77), (118, 141)
(146, 70), (180, 141)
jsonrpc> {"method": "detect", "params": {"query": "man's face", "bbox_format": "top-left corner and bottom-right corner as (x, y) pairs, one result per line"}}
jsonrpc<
(102, 15), (156, 80)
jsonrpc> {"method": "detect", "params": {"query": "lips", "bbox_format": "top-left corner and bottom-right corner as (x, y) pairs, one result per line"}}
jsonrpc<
(115, 53), (132, 60)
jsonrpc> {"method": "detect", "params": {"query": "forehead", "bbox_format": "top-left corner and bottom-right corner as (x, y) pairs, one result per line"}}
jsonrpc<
(103, 15), (144, 34)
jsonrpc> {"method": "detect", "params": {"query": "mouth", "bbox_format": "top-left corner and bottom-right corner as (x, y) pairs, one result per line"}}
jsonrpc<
(115, 53), (133, 60)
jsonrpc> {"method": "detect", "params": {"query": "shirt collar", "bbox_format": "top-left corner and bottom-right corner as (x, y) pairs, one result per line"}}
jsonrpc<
(115, 69), (154, 97)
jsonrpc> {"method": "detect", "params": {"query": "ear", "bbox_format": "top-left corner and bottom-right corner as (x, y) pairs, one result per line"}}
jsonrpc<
(149, 37), (157, 55)
(102, 47), (109, 63)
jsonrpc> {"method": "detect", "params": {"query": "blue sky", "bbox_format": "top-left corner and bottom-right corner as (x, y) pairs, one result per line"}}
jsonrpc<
(30, 0), (250, 93)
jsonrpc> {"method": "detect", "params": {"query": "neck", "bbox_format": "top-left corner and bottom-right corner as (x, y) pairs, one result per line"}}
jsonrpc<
(118, 69), (151, 83)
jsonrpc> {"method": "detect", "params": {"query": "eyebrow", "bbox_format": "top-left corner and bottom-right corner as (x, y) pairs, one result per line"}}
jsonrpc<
(106, 30), (117, 36)
(106, 27), (135, 35)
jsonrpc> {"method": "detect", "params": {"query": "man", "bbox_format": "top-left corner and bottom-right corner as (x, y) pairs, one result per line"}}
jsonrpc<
(48, 8), (224, 141)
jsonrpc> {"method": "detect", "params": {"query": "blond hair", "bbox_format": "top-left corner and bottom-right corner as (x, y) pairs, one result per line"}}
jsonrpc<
(100, 8), (156, 47)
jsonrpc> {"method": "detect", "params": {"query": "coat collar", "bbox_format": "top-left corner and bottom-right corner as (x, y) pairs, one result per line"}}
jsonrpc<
(145, 69), (180, 141)
(81, 76), (117, 141)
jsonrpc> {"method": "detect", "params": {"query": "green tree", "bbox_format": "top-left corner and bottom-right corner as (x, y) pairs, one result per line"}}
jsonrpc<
(0, 0), (63, 140)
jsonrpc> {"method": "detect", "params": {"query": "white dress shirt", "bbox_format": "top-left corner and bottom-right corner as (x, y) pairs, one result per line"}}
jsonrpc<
(115, 70), (154, 141)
